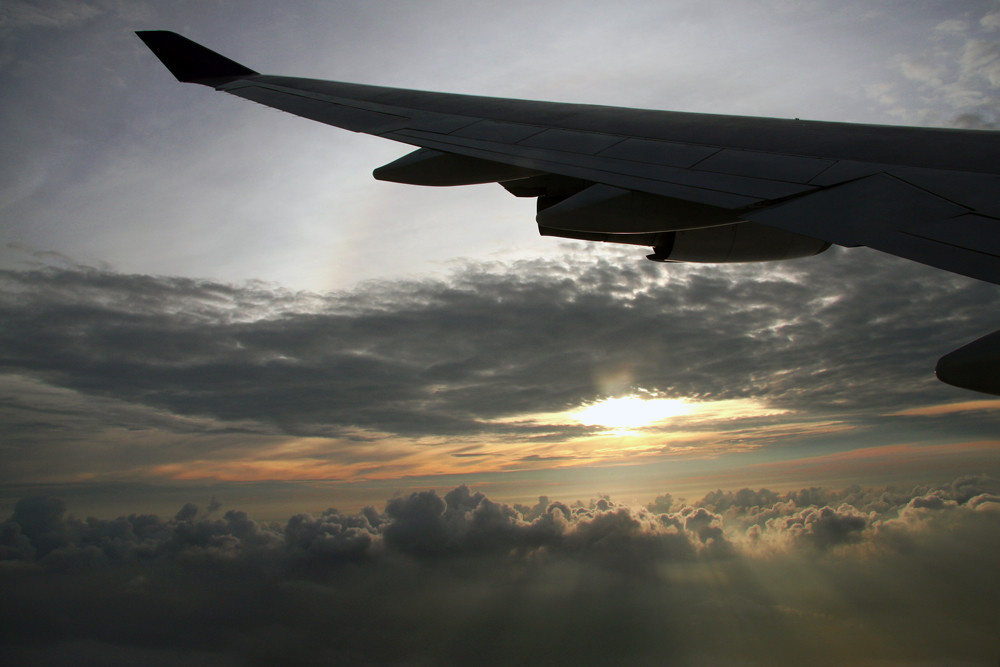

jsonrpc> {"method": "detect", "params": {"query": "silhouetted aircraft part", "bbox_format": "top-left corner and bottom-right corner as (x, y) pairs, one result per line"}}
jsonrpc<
(935, 330), (1000, 396)
(535, 184), (742, 234)
(137, 30), (1000, 395)
(644, 223), (831, 263)
(136, 31), (257, 85)
(374, 148), (542, 186)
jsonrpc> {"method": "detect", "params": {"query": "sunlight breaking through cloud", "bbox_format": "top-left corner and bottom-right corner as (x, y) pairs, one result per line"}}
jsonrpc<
(571, 394), (691, 431)
(493, 395), (789, 433)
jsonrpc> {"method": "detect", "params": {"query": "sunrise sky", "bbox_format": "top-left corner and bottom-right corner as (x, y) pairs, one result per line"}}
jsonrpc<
(2, 1), (999, 664)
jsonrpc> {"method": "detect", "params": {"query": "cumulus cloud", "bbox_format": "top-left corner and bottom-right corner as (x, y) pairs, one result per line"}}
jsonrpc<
(1, 477), (998, 665)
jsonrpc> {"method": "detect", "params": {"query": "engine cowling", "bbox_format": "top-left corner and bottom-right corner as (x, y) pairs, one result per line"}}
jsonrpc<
(535, 184), (740, 234)
(647, 222), (831, 263)
(936, 329), (1000, 396)
(533, 182), (831, 262)
(540, 220), (830, 262)
(374, 148), (540, 186)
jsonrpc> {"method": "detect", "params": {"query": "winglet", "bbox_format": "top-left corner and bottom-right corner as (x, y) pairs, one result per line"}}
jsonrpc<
(136, 31), (258, 85)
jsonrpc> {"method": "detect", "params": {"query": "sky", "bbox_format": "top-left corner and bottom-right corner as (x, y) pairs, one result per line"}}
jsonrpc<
(1, 0), (1000, 664)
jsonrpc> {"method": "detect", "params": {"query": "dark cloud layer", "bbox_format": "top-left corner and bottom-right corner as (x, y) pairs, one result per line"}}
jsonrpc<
(1, 247), (996, 442)
(2, 478), (998, 665)
(1, 247), (997, 485)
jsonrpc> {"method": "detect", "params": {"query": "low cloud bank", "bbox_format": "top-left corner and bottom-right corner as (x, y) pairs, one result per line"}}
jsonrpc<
(2, 477), (998, 665)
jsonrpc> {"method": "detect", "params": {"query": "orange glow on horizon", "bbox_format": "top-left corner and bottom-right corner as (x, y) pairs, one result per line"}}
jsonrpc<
(136, 414), (855, 486)
(890, 399), (1000, 417)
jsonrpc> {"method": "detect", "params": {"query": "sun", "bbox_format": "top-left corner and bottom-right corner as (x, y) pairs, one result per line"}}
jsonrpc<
(571, 394), (690, 431)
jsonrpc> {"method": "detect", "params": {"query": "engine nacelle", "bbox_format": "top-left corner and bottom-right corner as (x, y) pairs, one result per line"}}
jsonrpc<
(936, 329), (1000, 396)
(540, 221), (829, 262)
(374, 148), (540, 186)
(646, 222), (831, 263)
(535, 184), (740, 233)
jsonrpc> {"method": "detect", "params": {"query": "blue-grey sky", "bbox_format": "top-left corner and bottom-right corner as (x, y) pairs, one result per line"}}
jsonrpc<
(3, 0), (1000, 289)
(1, 2), (1000, 664)
(1, 0), (998, 502)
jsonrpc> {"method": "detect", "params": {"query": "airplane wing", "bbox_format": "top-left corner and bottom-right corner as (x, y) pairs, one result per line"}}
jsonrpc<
(136, 31), (1000, 395)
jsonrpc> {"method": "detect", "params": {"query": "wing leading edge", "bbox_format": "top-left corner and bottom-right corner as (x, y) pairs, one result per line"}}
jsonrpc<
(137, 31), (1000, 396)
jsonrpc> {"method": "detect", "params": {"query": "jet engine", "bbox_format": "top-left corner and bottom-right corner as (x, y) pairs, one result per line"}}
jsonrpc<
(534, 184), (830, 263)
(645, 222), (831, 263)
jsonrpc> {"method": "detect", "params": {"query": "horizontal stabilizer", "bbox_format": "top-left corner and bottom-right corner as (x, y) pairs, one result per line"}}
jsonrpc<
(136, 31), (258, 85)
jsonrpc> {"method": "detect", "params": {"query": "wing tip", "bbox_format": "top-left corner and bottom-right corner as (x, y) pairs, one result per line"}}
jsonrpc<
(136, 30), (258, 85)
